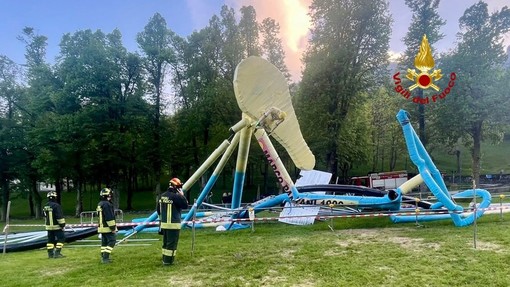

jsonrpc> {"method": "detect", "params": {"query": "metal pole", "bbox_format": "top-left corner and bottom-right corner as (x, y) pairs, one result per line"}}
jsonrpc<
(328, 204), (335, 232)
(191, 201), (197, 257)
(414, 198), (423, 228)
(500, 194), (505, 221)
(472, 180), (477, 249)
(3, 201), (11, 254)
(116, 229), (137, 246)
(248, 207), (255, 232)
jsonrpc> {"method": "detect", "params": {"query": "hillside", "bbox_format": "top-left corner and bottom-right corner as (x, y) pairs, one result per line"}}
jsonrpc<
(349, 137), (510, 179)
(426, 138), (510, 177)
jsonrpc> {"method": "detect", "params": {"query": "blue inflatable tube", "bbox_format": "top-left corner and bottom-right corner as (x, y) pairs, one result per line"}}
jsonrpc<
(131, 211), (212, 223)
(391, 213), (452, 223)
(122, 211), (159, 236)
(395, 110), (491, 226)
(237, 193), (290, 218)
(118, 227), (160, 234)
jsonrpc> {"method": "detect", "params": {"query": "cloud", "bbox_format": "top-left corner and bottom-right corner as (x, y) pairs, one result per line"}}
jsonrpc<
(226, 0), (312, 82)
(388, 50), (402, 62)
(193, 0), (510, 82)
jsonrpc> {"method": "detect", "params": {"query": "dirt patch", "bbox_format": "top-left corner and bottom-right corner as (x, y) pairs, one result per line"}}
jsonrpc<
(472, 240), (506, 253)
(333, 228), (441, 251)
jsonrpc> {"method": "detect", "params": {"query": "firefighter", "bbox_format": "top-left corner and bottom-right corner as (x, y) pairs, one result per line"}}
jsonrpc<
(43, 191), (66, 258)
(97, 188), (117, 264)
(157, 178), (188, 265)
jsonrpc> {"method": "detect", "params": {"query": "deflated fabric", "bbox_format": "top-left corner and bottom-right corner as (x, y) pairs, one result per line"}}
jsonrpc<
(233, 56), (315, 170)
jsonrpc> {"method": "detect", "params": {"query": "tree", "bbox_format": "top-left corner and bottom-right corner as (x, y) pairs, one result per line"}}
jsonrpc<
(52, 29), (118, 214)
(0, 55), (24, 221)
(400, 0), (446, 147)
(137, 13), (175, 196)
(260, 18), (291, 82)
(297, 0), (391, 180)
(435, 2), (510, 187)
(337, 100), (373, 181)
(17, 27), (55, 218)
(369, 86), (406, 173)
(239, 6), (261, 57)
(49, 28), (149, 213)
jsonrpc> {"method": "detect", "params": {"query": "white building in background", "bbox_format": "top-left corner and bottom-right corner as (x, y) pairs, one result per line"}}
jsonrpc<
(36, 180), (73, 192)
(37, 182), (56, 192)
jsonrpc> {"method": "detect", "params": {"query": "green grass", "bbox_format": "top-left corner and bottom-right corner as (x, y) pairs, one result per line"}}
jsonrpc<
(7, 189), (159, 218)
(430, 139), (510, 176)
(2, 214), (510, 286)
(350, 137), (510, 177)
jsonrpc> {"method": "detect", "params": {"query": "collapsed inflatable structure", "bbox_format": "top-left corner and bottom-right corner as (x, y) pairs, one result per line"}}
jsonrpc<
(2, 56), (492, 252)
(390, 110), (491, 225)
(135, 56), (491, 232)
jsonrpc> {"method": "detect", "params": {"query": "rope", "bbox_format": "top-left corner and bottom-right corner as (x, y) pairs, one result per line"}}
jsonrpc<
(6, 205), (510, 229)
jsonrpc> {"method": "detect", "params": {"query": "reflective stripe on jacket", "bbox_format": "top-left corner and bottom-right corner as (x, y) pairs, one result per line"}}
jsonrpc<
(157, 189), (188, 230)
(97, 200), (116, 233)
(44, 201), (65, 231)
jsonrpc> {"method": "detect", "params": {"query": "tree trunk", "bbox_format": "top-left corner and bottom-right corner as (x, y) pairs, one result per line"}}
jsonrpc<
(327, 147), (338, 183)
(110, 180), (120, 210)
(126, 140), (135, 210)
(31, 178), (42, 219)
(127, 171), (134, 211)
(339, 162), (351, 184)
(380, 148), (385, 171)
(75, 179), (83, 217)
(372, 134), (380, 172)
(28, 193), (35, 217)
(455, 150), (461, 174)
(390, 146), (397, 171)
(152, 81), (162, 198)
(417, 89), (426, 147)
(471, 121), (483, 188)
(55, 178), (63, 204)
(0, 177), (8, 222)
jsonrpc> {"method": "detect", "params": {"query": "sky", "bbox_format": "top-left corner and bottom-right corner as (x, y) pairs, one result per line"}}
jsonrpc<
(1, 0), (509, 82)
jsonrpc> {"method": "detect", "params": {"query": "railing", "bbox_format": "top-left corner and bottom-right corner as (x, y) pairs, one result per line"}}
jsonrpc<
(79, 209), (123, 224)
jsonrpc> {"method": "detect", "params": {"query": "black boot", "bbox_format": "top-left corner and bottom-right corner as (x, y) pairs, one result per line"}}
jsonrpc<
(54, 248), (65, 258)
(163, 255), (175, 266)
(102, 252), (112, 264)
(47, 249), (54, 259)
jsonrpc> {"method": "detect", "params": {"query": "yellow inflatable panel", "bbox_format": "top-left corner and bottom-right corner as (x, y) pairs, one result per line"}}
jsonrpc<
(233, 56), (315, 170)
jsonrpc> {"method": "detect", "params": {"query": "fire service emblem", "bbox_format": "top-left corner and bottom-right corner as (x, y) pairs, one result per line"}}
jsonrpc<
(393, 35), (456, 104)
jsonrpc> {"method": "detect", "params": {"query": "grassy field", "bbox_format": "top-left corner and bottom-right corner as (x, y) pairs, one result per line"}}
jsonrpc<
(7, 188), (159, 218)
(2, 213), (510, 287)
(431, 139), (510, 176)
(3, 137), (510, 286)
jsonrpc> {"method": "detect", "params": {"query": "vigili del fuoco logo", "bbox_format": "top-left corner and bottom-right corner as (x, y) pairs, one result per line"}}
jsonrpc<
(393, 35), (456, 104)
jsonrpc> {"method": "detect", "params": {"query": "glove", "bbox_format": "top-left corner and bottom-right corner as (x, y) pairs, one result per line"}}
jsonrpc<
(59, 223), (66, 228)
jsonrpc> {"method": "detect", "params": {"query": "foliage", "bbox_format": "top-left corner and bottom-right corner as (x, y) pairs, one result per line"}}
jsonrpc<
(137, 13), (175, 196)
(369, 86), (406, 172)
(260, 18), (291, 82)
(0, 55), (25, 221)
(239, 6), (261, 57)
(297, 0), (391, 180)
(399, 0), (446, 147)
(434, 2), (510, 187)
